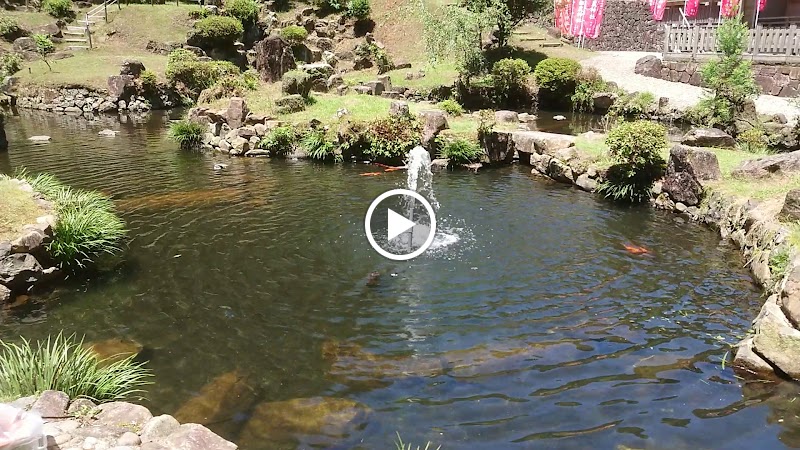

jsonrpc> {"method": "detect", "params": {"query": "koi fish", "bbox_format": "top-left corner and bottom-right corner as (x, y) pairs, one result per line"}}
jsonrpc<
(624, 244), (650, 255)
(383, 167), (404, 172)
(373, 163), (405, 170)
(359, 172), (383, 176)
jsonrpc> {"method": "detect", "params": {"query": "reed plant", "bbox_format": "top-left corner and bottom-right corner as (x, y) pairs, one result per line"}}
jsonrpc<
(0, 333), (151, 402)
(394, 432), (442, 450)
(168, 120), (206, 150)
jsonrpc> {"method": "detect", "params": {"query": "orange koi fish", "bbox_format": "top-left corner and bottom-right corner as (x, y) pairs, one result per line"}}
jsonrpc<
(359, 172), (383, 176)
(383, 167), (404, 172)
(624, 244), (650, 255)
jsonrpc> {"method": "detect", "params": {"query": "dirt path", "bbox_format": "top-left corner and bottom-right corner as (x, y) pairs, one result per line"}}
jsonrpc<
(580, 51), (800, 122)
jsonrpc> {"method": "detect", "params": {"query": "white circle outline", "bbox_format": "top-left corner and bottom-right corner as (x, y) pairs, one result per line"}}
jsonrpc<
(364, 188), (437, 261)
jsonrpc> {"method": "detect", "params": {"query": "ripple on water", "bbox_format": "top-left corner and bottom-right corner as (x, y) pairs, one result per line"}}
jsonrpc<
(0, 111), (788, 450)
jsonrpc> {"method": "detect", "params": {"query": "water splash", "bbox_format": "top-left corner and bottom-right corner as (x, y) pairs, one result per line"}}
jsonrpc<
(406, 146), (439, 209)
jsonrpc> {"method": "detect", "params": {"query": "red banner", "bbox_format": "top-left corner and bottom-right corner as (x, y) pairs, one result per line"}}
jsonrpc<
(652, 0), (667, 20)
(569, 0), (588, 37)
(684, 0), (699, 17)
(721, 0), (740, 17)
(584, 0), (606, 39)
(554, 0), (573, 34)
(758, 0), (767, 11)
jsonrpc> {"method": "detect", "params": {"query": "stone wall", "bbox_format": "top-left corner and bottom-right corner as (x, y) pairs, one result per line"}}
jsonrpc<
(0, 179), (61, 306)
(15, 85), (176, 117)
(635, 55), (800, 97)
(6, 390), (237, 450)
(585, 0), (664, 52)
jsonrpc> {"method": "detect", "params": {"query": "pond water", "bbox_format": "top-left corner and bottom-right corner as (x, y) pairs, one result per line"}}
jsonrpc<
(0, 111), (798, 449)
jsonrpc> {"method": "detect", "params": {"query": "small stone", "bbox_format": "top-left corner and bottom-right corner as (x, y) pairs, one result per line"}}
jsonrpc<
(674, 202), (688, 212)
(140, 415), (180, 443)
(31, 390), (69, 418)
(116, 432), (141, 446)
(67, 398), (98, 416)
(96, 402), (153, 429)
(553, 115), (566, 121)
(98, 129), (118, 137)
(0, 284), (10, 303)
(28, 135), (51, 142)
(574, 173), (596, 192)
(389, 101), (409, 117)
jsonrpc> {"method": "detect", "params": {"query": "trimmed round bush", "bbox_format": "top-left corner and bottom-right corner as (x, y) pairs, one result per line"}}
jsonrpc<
(225, 0), (259, 25)
(491, 58), (530, 99)
(437, 98), (464, 116)
(346, 0), (371, 19)
(42, 0), (73, 18)
(533, 57), (580, 94)
(139, 69), (157, 89)
(597, 120), (667, 203)
(189, 15), (244, 49)
(280, 25), (308, 45)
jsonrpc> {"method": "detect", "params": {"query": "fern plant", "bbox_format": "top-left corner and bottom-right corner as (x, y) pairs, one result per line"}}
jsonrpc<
(302, 129), (341, 162)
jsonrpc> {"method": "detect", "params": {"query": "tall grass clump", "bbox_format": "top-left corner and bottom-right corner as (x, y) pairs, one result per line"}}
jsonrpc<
(0, 333), (151, 402)
(302, 129), (341, 162)
(168, 120), (205, 150)
(258, 126), (296, 156)
(15, 169), (127, 270)
(596, 121), (667, 203)
(437, 138), (484, 165)
(394, 432), (442, 450)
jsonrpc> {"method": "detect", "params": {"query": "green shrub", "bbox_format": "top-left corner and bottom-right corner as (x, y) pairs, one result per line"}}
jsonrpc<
(17, 171), (127, 269)
(42, 0), (73, 18)
(437, 98), (464, 116)
(491, 58), (530, 100)
(225, 0), (259, 25)
(258, 126), (296, 156)
(241, 69), (259, 90)
(355, 41), (393, 73)
(533, 57), (580, 95)
(139, 69), (157, 89)
(168, 48), (199, 65)
(302, 129), (341, 162)
(188, 8), (211, 19)
(571, 67), (607, 112)
(0, 52), (22, 78)
(737, 127), (769, 153)
(314, 0), (343, 12)
(0, 16), (22, 41)
(438, 138), (483, 164)
(596, 121), (667, 203)
(0, 333), (151, 401)
(166, 49), (240, 96)
(694, 17), (759, 129)
(365, 115), (421, 161)
(607, 91), (655, 118)
(32, 33), (54, 71)
(345, 0), (371, 19)
(281, 25), (308, 45)
(189, 15), (244, 49)
(168, 120), (205, 150)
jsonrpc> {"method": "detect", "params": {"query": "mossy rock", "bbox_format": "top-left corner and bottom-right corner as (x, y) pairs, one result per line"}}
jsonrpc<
(275, 94), (305, 114)
(281, 70), (312, 97)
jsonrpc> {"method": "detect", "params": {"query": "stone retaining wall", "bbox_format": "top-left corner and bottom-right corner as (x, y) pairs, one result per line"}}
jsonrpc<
(6, 390), (237, 450)
(0, 178), (61, 307)
(635, 55), (800, 97)
(585, 0), (664, 52)
(14, 85), (175, 117)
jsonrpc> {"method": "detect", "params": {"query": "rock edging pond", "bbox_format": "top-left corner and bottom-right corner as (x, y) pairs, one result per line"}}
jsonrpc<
(0, 178), (61, 306)
(488, 128), (800, 381)
(6, 390), (237, 450)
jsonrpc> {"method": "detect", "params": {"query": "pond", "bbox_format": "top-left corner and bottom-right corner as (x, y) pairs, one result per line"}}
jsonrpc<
(0, 110), (797, 449)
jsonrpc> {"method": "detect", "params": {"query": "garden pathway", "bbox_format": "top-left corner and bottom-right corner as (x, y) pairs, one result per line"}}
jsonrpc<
(580, 51), (800, 122)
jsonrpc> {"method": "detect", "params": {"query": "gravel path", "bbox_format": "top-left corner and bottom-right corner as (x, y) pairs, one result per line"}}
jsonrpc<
(580, 51), (800, 122)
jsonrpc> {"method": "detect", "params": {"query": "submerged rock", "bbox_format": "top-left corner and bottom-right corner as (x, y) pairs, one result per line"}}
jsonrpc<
(85, 338), (143, 365)
(28, 135), (51, 142)
(238, 397), (369, 445)
(98, 129), (119, 137)
(173, 370), (256, 427)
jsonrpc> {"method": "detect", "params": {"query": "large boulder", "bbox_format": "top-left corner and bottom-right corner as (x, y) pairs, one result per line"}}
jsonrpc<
(592, 92), (617, 112)
(224, 97), (249, 129)
(12, 37), (36, 53)
(480, 131), (514, 164)
(681, 127), (736, 148)
(0, 253), (43, 291)
(254, 36), (296, 83)
(107, 75), (135, 100)
(298, 63), (335, 91)
(419, 110), (449, 148)
(753, 298), (800, 380)
(120, 59), (145, 78)
(281, 71), (312, 97)
(780, 189), (800, 222)
(494, 110), (519, 124)
(662, 171), (703, 206)
(275, 94), (305, 114)
(33, 23), (62, 39)
(732, 150), (800, 178)
(666, 144), (721, 182)
(158, 424), (237, 450)
(634, 55), (663, 78)
(174, 370), (256, 427)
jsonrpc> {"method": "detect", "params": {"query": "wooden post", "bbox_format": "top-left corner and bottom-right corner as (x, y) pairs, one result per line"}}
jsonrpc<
(789, 24), (797, 56)
(752, 25), (762, 59)
(692, 26), (700, 60)
(104, 1), (108, 22)
(85, 23), (92, 49)
(663, 24), (670, 57)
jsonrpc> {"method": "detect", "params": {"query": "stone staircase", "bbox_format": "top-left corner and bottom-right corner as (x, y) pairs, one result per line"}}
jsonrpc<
(64, 25), (90, 51)
(513, 29), (564, 48)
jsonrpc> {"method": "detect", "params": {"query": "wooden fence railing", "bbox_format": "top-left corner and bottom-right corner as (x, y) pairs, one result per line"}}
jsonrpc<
(663, 23), (800, 63)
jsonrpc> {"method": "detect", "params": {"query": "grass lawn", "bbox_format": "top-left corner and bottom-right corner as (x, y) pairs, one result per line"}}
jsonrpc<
(95, 4), (196, 49)
(0, 179), (45, 242)
(343, 61), (459, 92)
(20, 49), (168, 89)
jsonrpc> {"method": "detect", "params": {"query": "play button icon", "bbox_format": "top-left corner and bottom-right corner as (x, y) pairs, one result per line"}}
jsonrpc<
(387, 208), (418, 241)
(365, 188), (437, 261)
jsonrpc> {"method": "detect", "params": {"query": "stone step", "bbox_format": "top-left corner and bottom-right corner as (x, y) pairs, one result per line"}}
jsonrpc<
(520, 37), (546, 41)
(68, 45), (90, 50)
(64, 38), (87, 42)
(539, 42), (563, 48)
(66, 26), (85, 32)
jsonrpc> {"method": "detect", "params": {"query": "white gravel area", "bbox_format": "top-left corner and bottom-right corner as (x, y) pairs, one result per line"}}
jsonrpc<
(580, 51), (800, 122)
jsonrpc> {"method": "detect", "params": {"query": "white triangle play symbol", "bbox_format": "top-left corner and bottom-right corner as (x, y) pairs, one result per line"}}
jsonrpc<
(387, 208), (416, 241)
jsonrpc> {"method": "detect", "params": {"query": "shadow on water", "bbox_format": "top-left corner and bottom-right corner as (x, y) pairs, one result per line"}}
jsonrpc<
(0, 109), (795, 449)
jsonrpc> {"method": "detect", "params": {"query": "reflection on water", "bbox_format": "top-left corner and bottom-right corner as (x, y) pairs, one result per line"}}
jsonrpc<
(0, 110), (796, 449)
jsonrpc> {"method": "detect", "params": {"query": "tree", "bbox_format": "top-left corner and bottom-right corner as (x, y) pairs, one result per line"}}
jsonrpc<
(32, 34), (55, 72)
(462, 0), (546, 48)
(421, 2), (492, 82)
